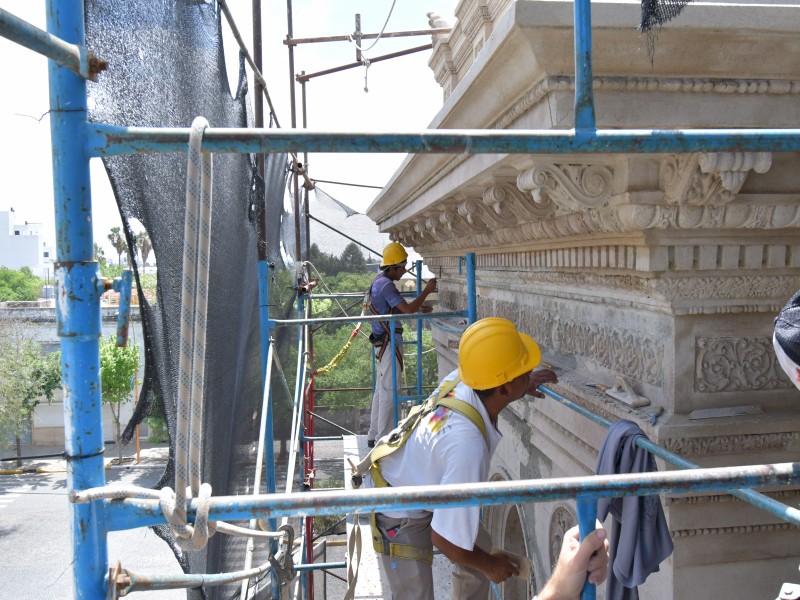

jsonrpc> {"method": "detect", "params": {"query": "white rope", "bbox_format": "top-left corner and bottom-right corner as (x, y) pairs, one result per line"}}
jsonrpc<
(157, 116), (216, 550)
(347, 0), (397, 56)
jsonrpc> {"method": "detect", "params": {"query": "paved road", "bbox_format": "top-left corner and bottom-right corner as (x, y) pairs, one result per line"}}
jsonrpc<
(0, 447), (183, 600)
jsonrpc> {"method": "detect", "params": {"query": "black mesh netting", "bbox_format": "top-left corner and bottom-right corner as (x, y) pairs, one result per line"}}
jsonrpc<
(84, 1), (289, 598)
(640, 0), (692, 32)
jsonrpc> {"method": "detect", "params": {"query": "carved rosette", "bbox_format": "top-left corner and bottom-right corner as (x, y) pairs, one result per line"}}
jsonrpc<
(660, 152), (772, 205)
(517, 163), (614, 213)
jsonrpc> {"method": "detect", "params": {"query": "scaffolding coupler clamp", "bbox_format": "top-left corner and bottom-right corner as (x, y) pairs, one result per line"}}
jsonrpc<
(269, 524), (296, 586)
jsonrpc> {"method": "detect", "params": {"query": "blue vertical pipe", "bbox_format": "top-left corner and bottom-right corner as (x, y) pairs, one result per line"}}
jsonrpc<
(576, 495), (597, 600)
(466, 253), (477, 325)
(573, 0), (596, 133)
(415, 259), (423, 398)
(257, 260), (277, 531)
(46, 2), (107, 599)
(114, 270), (133, 347)
(390, 326), (399, 428)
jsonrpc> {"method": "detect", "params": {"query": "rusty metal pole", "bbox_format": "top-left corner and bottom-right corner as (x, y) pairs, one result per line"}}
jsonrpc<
(286, 0), (302, 273)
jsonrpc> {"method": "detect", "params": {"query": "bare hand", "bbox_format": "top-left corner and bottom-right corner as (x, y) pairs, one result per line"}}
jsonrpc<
(419, 304), (433, 313)
(483, 552), (519, 584)
(424, 278), (437, 295)
(527, 368), (558, 398)
(539, 525), (609, 600)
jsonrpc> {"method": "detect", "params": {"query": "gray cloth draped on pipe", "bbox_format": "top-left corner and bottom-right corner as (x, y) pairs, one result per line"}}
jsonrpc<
(596, 419), (674, 600)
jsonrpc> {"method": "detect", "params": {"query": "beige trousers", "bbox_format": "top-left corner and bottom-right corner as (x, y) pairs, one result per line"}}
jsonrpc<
(376, 512), (493, 600)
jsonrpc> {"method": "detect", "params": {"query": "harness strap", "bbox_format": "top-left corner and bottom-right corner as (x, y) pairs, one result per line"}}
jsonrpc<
(367, 376), (490, 562)
(435, 396), (487, 442)
(370, 513), (434, 564)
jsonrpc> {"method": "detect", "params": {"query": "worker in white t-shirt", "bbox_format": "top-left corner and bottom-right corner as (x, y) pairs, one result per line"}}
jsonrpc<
(372, 317), (610, 599)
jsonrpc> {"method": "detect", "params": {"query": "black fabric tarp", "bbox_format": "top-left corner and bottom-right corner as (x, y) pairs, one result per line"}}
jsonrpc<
(85, 1), (289, 597)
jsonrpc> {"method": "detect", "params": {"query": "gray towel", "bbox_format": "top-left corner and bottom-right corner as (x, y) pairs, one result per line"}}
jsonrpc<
(596, 420), (674, 600)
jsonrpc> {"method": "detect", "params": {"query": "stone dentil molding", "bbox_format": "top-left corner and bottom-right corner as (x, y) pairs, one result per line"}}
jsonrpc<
(661, 152), (772, 205)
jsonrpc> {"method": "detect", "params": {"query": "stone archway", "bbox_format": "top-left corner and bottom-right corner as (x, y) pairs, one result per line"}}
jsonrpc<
(485, 474), (535, 599)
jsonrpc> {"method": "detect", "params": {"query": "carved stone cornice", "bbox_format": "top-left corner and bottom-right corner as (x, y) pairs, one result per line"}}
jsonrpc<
(493, 76), (800, 130)
(661, 152), (772, 205)
(389, 201), (800, 252)
(517, 163), (613, 213)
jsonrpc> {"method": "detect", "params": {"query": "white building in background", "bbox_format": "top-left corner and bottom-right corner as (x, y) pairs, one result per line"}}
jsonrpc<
(0, 209), (55, 280)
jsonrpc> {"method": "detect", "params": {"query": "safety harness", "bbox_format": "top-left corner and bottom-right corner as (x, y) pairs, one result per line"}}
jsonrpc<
(350, 375), (488, 563)
(367, 273), (404, 370)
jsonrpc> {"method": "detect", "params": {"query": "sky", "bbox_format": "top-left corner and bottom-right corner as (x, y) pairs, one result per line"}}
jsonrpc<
(0, 0), (458, 259)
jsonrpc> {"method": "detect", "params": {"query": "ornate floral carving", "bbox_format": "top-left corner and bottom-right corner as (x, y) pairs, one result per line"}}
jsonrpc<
(695, 336), (793, 392)
(663, 432), (800, 456)
(483, 181), (555, 221)
(547, 317), (664, 386)
(699, 152), (772, 192)
(660, 152), (772, 206)
(517, 164), (614, 212)
(549, 507), (577, 571)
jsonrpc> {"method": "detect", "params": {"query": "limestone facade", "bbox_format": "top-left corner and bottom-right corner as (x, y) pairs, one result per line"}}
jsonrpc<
(367, 1), (800, 597)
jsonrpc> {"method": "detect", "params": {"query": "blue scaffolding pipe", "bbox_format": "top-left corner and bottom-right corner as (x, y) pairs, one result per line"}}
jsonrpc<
(0, 6), (102, 81)
(466, 253), (477, 325)
(541, 384), (800, 526)
(573, 0), (596, 133)
(87, 124), (800, 156)
(430, 319), (468, 335)
(46, 3), (108, 600)
(271, 310), (465, 328)
(98, 462), (800, 531)
(6, 0), (796, 596)
(415, 259), (423, 399)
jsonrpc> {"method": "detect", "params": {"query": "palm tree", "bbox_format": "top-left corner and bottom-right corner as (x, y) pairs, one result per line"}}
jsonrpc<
(107, 227), (127, 265)
(137, 231), (152, 274)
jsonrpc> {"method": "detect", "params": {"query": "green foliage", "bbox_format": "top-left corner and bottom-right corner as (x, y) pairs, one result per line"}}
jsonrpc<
(100, 335), (139, 405)
(100, 335), (140, 462)
(0, 266), (43, 301)
(340, 242), (367, 273)
(99, 261), (124, 279)
(308, 242), (370, 278)
(0, 322), (62, 443)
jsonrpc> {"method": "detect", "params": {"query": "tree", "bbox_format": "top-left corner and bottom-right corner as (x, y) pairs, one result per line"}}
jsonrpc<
(0, 321), (62, 466)
(340, 242), (367, 273)
(107, 226), (128, 266)
(0, 266), (43, 302)
(99, 335), (139, 464)
(136, 231), (152, 274)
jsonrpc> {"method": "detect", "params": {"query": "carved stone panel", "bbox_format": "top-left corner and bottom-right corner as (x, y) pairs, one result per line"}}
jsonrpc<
(695, 336), (793, 392)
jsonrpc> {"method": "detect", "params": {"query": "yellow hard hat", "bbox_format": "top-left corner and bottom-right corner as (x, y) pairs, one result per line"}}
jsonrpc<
(380, 242), (408, 267)
(458, 318), (541, 390)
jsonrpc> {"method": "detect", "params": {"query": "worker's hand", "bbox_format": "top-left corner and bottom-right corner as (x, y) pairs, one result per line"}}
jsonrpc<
(538, 525), (609, 600)
(419, 304), (433, 314)
(483, 552), (519, 584)
(527, 368), (558, 398)
(423, 278), (437, 295)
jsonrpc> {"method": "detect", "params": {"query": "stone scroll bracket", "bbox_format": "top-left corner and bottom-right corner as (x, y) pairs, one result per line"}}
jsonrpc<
(661, 152), (772, 206)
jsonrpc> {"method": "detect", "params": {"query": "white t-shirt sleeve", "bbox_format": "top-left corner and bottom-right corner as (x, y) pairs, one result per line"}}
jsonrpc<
(430, 424), (488, 550)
